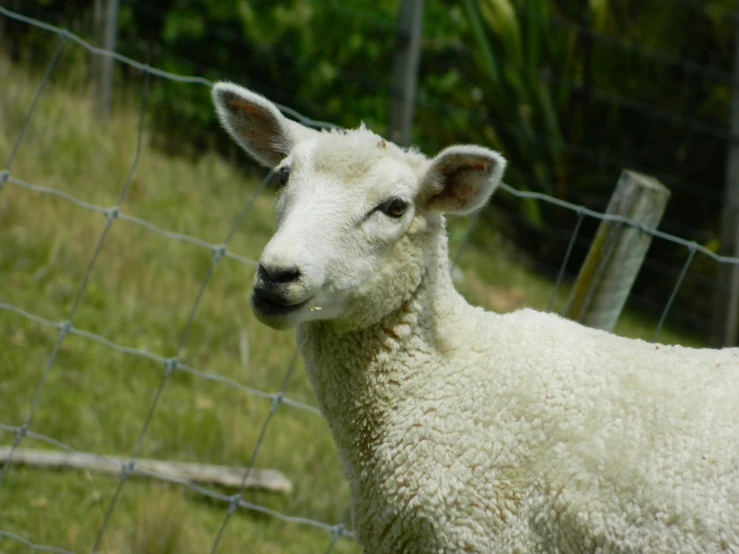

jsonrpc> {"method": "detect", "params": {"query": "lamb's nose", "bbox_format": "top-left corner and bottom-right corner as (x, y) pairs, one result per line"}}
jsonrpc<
(258, 264), (301, 286)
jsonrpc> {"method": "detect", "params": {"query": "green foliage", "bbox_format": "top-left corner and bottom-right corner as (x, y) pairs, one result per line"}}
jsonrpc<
(426, 0), (736, 329)
(114, 0), (402, 151)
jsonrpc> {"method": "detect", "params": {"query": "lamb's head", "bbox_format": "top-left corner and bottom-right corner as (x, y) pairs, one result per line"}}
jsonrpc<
(212, 82), (506, 330)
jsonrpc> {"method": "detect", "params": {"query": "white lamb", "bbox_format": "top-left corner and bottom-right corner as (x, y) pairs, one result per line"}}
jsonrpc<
(212, 82), (739, 553)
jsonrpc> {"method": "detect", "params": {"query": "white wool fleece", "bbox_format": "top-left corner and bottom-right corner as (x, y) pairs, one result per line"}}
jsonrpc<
(212, 81), (739, 553)
(298, 225), (739, 553)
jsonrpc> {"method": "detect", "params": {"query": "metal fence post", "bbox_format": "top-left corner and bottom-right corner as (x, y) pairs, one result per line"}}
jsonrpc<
(563, 170), (671, 331)
(96, 0), (119, 119)
(711, 24), (739, 347)
(388, 0), (424, 147)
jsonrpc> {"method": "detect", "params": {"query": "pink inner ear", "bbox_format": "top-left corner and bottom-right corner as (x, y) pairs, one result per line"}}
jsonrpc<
(227, 97), (283, 158)
(430, 161), (490, 211)
(462, 161), (489, 171)
(228, 98), (263, 117)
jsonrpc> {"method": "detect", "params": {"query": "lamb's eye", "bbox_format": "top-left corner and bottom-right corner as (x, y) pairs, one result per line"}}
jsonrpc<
(279, 167), (290, 187)
(379, 198), (408, 218)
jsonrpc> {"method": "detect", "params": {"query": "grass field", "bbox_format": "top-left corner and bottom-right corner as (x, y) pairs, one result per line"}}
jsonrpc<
(0, 53), (703, 554)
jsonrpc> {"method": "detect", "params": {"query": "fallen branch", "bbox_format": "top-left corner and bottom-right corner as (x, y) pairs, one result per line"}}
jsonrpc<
(0, 447), (292, 494)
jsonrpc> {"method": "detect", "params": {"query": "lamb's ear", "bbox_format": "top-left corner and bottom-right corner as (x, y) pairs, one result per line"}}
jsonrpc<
(420, 145), (506, 215)
(212, 82), (317, 168)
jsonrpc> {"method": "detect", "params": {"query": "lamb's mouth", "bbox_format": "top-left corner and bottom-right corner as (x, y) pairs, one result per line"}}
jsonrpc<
(251, 290), (310, 317)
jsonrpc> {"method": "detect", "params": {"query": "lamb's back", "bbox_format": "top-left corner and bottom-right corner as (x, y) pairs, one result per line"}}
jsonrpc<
(351, 306), (739, 552)
(418, 307), (739, 552)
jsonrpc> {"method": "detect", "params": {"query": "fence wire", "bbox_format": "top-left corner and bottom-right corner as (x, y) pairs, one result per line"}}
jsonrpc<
(1, 6), (739, 554)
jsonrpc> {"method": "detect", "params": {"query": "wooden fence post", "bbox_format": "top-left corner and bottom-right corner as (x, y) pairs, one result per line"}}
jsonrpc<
(388, 0), (424, 147)
(563, 170), (671, 331)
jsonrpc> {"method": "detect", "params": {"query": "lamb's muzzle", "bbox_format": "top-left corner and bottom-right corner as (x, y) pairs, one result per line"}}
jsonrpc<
(250, 261), (316, 327)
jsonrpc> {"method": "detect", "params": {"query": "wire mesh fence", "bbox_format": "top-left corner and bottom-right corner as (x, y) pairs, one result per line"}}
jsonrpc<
(1, 5), (739, 554)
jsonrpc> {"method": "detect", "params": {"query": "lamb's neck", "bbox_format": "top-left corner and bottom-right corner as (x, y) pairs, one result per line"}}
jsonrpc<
(296, 236), (462, 471)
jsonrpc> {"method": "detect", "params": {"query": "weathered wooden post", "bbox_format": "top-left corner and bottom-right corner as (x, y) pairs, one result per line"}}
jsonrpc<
(388, 0), (424, 147)
(563, 170), (671, 331)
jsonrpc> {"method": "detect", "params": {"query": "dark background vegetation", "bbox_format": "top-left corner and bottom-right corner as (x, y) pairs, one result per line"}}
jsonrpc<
(3, 0), (738, 338)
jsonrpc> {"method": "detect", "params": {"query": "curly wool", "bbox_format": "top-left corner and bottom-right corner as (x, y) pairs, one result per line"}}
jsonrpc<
(298, 219), (739, 554)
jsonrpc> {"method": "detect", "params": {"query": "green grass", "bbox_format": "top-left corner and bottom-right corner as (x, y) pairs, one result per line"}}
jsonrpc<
(0, 55), (702, 554)
(0, 56), (356, 554)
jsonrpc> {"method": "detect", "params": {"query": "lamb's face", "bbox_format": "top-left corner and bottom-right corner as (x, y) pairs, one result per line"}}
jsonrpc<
(211, 82), (506, 330)
(251, 134), (432, 329)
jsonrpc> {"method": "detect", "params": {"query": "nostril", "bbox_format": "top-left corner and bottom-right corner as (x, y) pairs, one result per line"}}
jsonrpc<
(258, 264), (301, 285)
(273, 267), (301, 283)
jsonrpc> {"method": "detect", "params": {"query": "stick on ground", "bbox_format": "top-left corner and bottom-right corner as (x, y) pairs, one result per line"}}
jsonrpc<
(0, 447), (292, 494)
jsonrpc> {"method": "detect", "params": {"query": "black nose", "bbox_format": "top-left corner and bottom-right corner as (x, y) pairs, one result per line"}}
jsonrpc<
(258, 264), (301, 285)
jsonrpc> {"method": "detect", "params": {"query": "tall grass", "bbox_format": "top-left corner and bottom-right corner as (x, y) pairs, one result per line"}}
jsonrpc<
(0, 54), (357, 554)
